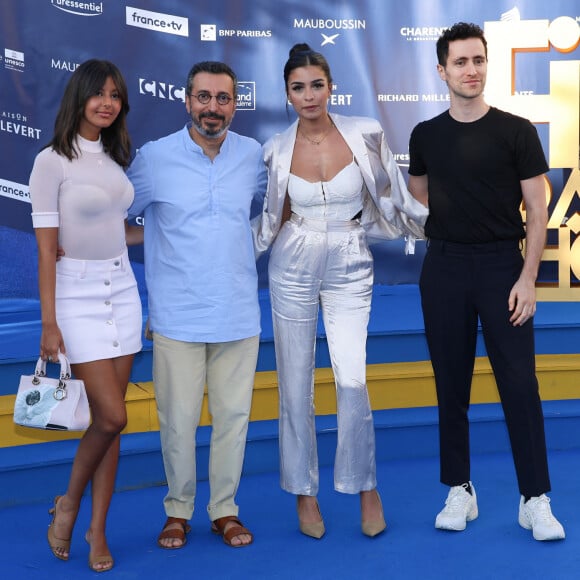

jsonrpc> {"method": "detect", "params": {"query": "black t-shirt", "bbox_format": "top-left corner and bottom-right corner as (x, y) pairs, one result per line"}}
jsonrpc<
(408, 107), (548, 243)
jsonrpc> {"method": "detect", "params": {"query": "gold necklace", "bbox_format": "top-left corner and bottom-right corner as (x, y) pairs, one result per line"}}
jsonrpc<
(298, 119), (334, 145)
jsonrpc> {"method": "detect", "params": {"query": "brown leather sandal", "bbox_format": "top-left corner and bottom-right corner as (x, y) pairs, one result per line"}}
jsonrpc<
(211, 516), (254, 548)
(157, 517), (191, 549)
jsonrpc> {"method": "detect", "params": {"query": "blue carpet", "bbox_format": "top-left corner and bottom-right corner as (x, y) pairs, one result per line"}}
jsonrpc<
(1, 448), (578, 579)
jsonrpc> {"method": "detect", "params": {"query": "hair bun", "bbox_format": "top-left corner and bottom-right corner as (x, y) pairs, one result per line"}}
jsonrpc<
(289, 43), (312, 57)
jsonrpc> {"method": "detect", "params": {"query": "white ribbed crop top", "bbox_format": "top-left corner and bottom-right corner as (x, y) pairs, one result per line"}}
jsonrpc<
(287, 159), (364, 220)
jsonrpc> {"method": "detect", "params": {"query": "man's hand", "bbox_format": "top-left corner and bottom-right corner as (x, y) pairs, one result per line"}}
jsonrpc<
(508, 276), (536, 326)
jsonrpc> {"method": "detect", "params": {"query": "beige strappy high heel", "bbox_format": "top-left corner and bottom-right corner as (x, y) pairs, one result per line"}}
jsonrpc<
(47, 496), (71, 561)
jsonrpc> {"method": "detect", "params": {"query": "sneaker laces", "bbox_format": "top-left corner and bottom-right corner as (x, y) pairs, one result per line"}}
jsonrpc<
(526, 495), (557, 525)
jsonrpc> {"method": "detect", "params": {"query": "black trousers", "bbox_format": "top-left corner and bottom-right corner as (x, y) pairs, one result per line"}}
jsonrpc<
(419, 239), (551, 497)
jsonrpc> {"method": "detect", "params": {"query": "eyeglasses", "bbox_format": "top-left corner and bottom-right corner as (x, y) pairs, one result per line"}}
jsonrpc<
(189, 92), (234, 105)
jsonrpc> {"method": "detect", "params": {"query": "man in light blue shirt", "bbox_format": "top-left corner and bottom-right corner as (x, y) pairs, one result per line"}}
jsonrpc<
(128, 61), (267, 549)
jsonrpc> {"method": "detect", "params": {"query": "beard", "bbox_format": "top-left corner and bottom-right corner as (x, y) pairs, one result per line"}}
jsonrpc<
(191, 111), (231, 139)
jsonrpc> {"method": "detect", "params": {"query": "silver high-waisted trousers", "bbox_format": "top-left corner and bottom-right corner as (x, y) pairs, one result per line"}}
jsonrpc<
(269, 214), (377, 495)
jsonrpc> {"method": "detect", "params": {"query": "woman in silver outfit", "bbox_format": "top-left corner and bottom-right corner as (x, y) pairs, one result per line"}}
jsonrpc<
(253, 43), (427, 538)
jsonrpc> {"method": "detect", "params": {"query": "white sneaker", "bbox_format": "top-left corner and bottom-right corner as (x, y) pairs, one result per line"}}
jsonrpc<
(518, 495), (565, 541)
(435, 482), (478, 531)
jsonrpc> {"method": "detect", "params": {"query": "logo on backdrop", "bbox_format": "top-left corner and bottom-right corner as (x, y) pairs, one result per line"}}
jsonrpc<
(3, 49), (25, 72)
(393, 153), (411, 168)
(200, 23), (272, 40)
(294, 18), (366, 30)
(484, 10), (580, 300)
(376, 93), (449, 104)
(321, 34), (339, 46)
(139, 78), (186, 103)
(201, 24), (216, 41)
(50, 0), (103, 16)
(236, 82), (255, 111)
(0, 178), (30, 203)
(329, 83), (352, 107)
(1, 111), (41, 140)
(51, 58), (80, 72)
(126, 6), (189, 37)
(399, 26), (446, 42)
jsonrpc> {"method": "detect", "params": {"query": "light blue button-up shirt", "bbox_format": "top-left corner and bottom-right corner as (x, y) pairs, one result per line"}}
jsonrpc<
(128, 124), (267, 343)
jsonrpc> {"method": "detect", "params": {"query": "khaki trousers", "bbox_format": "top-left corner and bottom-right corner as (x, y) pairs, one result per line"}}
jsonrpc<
(152, 332), (259, 521)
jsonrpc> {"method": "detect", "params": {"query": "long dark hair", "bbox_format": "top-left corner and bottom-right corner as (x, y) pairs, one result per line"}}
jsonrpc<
(47, 59), (131, 168)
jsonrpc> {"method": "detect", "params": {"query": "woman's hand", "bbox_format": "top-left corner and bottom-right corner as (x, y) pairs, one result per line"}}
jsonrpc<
(40, 322), (66, 361)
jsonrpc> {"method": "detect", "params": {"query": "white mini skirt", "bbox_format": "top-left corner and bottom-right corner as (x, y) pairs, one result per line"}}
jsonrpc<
(55, 249), (143, 364)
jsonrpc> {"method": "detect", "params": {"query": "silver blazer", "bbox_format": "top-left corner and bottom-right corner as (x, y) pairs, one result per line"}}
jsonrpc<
(252, 113), (428, 256)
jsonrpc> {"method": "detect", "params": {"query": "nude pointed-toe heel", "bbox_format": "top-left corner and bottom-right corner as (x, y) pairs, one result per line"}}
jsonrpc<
(299, 518), (326, 539)
(297, 497), (326, 539)
(361, 490), (387, 537)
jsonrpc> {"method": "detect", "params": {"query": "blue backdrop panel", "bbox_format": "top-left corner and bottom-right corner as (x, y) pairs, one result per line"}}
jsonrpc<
(1, 0), (578, 300)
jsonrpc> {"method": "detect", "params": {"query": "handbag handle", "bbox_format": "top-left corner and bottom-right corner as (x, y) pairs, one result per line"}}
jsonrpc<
(32, 353), (73, 400)
(33, 352), (72, 379)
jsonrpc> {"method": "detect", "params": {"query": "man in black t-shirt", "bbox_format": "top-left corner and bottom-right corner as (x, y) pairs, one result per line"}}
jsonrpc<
(408, 22), (565, 541)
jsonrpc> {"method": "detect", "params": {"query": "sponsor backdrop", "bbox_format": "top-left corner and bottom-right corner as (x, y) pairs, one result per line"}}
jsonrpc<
(0, 0), (579, 303)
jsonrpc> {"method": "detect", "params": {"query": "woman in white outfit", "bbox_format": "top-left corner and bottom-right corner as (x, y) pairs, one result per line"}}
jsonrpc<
(29, 60), (142, 572)
(253, 44), (427, 538)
